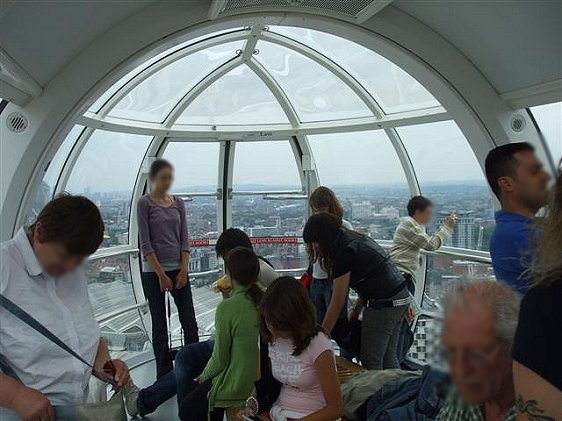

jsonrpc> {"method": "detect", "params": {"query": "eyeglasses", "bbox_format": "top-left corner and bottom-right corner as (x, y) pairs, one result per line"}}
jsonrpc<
(440, 344), (502, 367)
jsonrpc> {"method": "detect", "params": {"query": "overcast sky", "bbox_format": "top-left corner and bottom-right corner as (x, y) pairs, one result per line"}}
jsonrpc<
(63, 107), (561, 194)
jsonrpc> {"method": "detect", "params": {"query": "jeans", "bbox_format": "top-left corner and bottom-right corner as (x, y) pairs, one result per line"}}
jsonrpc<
(310, 278), (348, 323)
(361, 304), (409, 370)
(366, 365), (450, 421)
(397, 273), (416, 364)
(179, 379), (224, 421)
(141, 270), (199, 379)
(137, 339), (215, 416)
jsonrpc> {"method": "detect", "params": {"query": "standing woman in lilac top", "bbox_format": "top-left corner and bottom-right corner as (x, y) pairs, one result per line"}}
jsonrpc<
(137, 159), (199, 379)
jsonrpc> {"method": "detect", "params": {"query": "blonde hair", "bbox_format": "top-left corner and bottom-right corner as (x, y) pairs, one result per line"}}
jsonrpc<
(531, 162), (562, 287)
(309, 186), (344, 220)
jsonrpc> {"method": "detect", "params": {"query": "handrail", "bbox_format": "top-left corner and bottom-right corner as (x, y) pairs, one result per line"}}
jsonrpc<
(174, 192), (220, 198)
(89, 246), (139, 261)
(232, 189), (305, 196)
(276, 267), (306, 274)
(377, 239), (492, 264)
(96, 301), (148, 324)
(190, 268), (222, 277)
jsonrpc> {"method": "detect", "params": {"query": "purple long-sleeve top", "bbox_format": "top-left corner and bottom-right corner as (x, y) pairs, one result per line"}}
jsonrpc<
(137, 195), (189, 272)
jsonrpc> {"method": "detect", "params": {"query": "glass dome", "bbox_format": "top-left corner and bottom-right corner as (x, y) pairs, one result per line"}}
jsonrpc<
(28, 24), (510, 363)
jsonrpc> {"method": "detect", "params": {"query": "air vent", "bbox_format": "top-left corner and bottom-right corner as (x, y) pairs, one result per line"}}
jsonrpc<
(510, 114), (526, 133)
(210, 0), (392, 23)
(6, 112), (28, 133)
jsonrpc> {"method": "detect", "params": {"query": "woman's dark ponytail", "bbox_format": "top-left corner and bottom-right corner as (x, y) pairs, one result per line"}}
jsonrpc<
(224, 246), (262, 307)
(246, 283), (264, 308)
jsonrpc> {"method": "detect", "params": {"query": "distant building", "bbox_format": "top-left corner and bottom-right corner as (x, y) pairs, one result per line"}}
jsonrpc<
(436, 211), (475, 249)
(352, 201), (372, 220)
(380, 205), (399, 220)
(117, 232), (128, 245)
(98, 266), (126, 283)
(249, 226), (279, 237)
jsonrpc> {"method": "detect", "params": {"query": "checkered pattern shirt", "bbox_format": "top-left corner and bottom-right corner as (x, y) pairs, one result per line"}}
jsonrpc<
(436, 389), (517, 421)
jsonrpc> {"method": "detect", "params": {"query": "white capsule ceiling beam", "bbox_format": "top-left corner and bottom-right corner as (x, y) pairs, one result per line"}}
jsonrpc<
(164, 56), (243, 126)
(97, 29), (251, 117)
(247, 58), (300, 128)
(260, 30), (385, 118)
(78, 106), (448, 139)
(241, 25), (263, 62)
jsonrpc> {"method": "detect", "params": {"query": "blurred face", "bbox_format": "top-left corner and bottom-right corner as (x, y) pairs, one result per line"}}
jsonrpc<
(32, 225), (85, 277)
(500, 150), (550, 212)
(441, 300), (512, 405)
(414, 206), (433, 225)
(150, 166), (174, 193)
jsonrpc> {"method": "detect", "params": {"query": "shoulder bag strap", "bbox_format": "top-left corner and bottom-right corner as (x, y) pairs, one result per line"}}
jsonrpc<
(0, 293), (116, 387)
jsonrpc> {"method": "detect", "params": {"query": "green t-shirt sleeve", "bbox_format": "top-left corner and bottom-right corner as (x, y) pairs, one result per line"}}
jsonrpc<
(200, 301), (232, 381)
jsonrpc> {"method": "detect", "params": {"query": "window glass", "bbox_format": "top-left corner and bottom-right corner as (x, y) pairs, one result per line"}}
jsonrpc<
(307, 130), (410, 240)
(530, 102), (562, 163)
(26, 125), (84, 224)
(271, 26), (440, 114)
(232, 195), (308, 270)
(409, 254), (496, 367)
(88, 29), (244, 113)
(175, 64), (290, 126)
(233, 140), (301, 191)
(64, 130), (152, 248)
(255, 40), (373, 123)
(232, 140), (307, 271)
(109, 41), (244, 123)
(423, 254), (495, 311)
(161, 142), (220, 192)
(398, 121), (495, 250)
(86, 255), (150, 356)
(181, 278), (221, 337)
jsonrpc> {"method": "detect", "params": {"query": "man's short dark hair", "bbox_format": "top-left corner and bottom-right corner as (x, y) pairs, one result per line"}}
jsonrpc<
(215, 228), (252, 258)
(30, 194), (104, 256)
(407, 195), (433, 217)
(485, 142), (534, 200)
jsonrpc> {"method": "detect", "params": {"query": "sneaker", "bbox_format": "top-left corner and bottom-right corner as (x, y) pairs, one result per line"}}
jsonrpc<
(122, 379), (140, 418)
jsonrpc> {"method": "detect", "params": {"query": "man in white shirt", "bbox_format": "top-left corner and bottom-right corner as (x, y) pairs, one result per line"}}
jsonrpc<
(390, 196), (456, 364)
(390, 196), (456, 294)
(0, 195), (132, 421)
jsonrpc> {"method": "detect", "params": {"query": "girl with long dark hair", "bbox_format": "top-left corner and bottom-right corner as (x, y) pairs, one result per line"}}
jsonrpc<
(257, 277), (343, 420)
(137, 159), (199, 379)
(308, 187), (353, 326)
(179, 247), (263, 420)
(303, 213), (409, 370)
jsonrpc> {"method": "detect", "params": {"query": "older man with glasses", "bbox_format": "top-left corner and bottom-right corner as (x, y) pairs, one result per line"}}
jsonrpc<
(436, 281), (520, 421)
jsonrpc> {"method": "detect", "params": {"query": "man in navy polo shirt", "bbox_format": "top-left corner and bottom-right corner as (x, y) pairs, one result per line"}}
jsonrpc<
(485, 142), (550, 293)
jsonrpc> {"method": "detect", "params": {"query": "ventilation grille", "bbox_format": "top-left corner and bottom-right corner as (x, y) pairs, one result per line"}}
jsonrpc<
(510, 114), (526, 133)
(6, 112), (28, 133)
(215, 0), (383, 21)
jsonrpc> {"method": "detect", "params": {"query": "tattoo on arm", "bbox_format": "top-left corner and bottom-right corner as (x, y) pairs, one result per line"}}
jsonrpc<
(515, 395), (555, 421)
